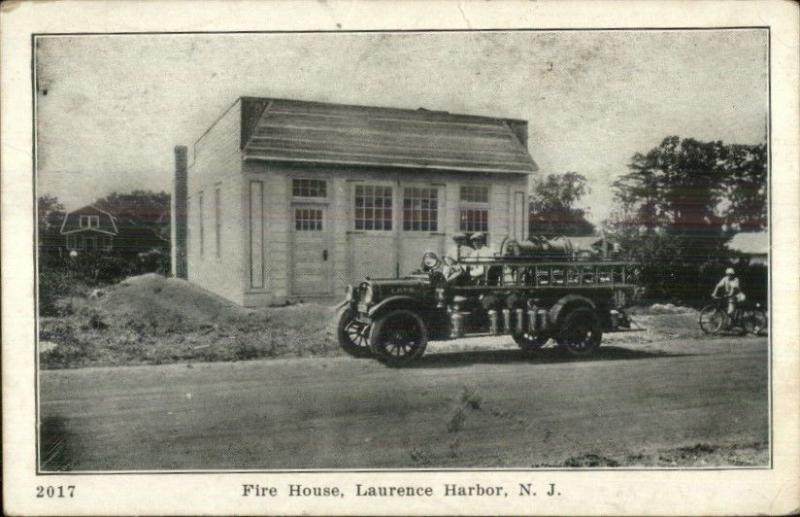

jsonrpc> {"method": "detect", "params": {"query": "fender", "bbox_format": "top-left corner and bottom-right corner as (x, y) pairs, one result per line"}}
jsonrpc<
(367, 295), (419, 318)
(549, 294), (596, 326)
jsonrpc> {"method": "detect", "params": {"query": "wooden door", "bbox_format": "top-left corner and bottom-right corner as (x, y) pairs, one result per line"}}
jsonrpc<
(347, 182), (397, 283)
(290, 204), (332, 296)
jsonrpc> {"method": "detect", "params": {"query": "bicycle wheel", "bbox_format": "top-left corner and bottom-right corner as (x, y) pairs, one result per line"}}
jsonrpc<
(743, 309), (768, 336)
(699, 304), (727, 334)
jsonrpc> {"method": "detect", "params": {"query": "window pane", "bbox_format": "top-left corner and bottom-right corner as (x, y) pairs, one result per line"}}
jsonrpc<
(402, 187), (438, 232)
(460, 208), (489, 233)
(295, 207), (323, 231)
(460, 185), (489, 203)
(292, 179), (326, 198)
(354, 184), (393, 231)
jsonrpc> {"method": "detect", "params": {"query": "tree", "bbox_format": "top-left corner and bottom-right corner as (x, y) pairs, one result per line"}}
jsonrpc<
(529, 172), (594, 237)
(93, 190), (171, 261)
(93, 190), (170, 225)
(606, 136), (767, 303)
(38, 194), (65, 233)
(718, 143), (767, 232)
(94, 190), (170, 240)
(37, 194), (66, 256)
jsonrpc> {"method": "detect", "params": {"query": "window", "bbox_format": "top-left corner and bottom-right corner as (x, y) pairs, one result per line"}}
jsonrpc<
(459, 185), (490, 234)
(198, 192), (204, 256)
(79, 215), (99, 228)
(295, 208), (323, 231)
(460, 208), (489, 233)
(460, 185), (489, 204)
(354, 185), (392, 231)
(292, 178), (327, 198)
(403, 187), (438, 232)
(214, 187), (221, 258)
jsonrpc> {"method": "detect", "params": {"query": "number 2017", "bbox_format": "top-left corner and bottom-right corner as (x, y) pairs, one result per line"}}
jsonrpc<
(36, 485), (75, 498)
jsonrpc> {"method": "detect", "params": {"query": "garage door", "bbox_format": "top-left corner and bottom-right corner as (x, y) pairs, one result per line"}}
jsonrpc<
(347, 182), (446, 283)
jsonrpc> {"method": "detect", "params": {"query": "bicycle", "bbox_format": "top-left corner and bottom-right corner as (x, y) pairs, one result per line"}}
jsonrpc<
(698, 297), (767, 336)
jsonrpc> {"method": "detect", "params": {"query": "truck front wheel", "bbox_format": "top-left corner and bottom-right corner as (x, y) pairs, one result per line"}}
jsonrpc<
(369, 309), (428, 366)
(336, 307), (372, 358)
(556, 307), (602, 357)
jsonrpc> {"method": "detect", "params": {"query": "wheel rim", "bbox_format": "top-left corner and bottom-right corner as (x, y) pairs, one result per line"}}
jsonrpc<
(744, 311), (767, 335)
(344, 320), (369, 349)
(378, 316), (421, 358)
(709, 311), (726, 330)
(700, 306), (726, 334)
(515, 333), (547, 350)
(561, 321), (596, 351)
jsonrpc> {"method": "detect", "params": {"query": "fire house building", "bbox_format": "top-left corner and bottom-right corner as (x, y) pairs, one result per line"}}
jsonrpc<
(172, 97), (538, 306)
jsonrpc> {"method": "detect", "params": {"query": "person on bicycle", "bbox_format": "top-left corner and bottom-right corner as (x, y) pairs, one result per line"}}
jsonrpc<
(712, 267), (745, 315)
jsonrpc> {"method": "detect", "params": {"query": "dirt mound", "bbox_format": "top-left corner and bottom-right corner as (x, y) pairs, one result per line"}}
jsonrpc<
(628, 303), (694, 315)
(100, 274), (252, 333)
(40, 274), (340, 369)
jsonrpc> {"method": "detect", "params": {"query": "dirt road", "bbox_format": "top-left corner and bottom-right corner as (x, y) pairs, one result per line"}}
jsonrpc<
(40, 335), (768, 470)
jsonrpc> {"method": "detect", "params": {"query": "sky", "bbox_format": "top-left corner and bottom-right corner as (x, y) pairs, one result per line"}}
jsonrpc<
(35, 29), (768, 224)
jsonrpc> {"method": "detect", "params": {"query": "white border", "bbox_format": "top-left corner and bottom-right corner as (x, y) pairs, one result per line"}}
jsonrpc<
(3, 1), (798, 515)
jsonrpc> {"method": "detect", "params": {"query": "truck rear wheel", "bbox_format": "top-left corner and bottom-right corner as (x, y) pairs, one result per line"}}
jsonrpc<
(369, 309), (428, 366)
(556, 307), (602, 357)
(336, 307), (372, 358)
(513, 333), (549, 352)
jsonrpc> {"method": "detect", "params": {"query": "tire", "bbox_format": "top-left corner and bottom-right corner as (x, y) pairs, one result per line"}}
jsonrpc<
(556, 307), (602, 357)
(743, 309), (768, 336)
(369, 309), (428, 366)
(699, 304), (727, 335)
(336, 307), (372, 358)
(513, 333), (549, 352)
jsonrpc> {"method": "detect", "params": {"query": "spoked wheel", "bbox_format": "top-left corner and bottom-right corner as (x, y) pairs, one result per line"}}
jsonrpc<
(699, 304), (728, 335)
(369, 309), (428, 367)
(513, 333), (549, 352)
(556, 308), (602, 357)
(336, 307), (372, 358)
(742, 309), (768, 336)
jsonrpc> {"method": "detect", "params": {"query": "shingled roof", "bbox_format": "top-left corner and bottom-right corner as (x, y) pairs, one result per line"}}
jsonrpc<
(240, 98), (538, 175)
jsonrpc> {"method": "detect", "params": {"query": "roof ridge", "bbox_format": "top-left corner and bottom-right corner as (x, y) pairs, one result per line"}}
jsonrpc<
(242, 96), (528, 124)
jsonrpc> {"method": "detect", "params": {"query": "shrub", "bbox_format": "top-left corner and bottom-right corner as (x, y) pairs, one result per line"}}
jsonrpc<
(39, 320), (96, 369)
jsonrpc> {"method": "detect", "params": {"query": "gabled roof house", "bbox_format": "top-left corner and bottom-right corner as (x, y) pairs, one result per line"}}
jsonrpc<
(60, 205), (118, 252)
(172, 97), (539, 307)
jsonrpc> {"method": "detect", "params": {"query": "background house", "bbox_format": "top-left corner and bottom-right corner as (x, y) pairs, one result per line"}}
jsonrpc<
(172, 97), (538, 307)
(60, 205), (118, 253)
(726, 231), (768, 266)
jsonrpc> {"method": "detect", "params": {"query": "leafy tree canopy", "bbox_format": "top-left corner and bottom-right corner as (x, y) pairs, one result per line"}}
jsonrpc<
(94, 190), (171, 243)
(606, 135), (767, 275)
(38, 194), (65, 232)
(93, 190), (170, 225)
(529, 172), (595, 238)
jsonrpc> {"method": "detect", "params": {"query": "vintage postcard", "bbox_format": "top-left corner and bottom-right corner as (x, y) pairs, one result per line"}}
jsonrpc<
(2, 0), (798, 515)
